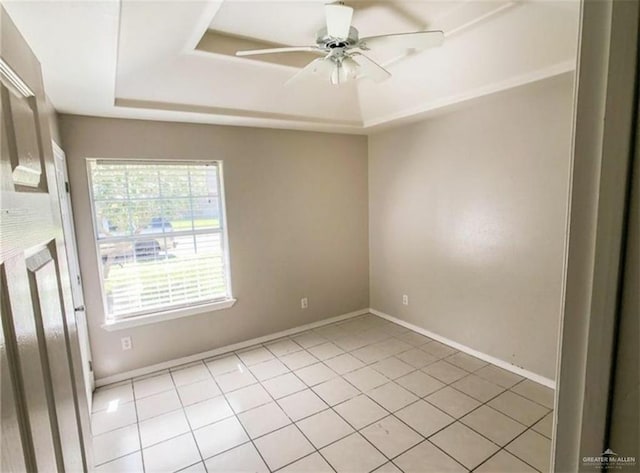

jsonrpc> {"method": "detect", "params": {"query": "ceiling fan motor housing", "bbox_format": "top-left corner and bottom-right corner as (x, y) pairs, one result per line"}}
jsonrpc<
(316, 26), (359, 50)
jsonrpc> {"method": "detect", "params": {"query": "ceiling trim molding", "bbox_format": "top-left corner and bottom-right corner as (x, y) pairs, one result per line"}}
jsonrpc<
(364, 59), (576, 132)
(5, 0), (578, 136)
(114, 97), (363, 128)
(379, 1), (517, 69)
(443, 1), (516, 38)
(115, 60), (576, 134)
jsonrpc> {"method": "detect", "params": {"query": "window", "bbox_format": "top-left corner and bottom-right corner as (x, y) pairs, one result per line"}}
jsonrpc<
(87, 159), (232, 324)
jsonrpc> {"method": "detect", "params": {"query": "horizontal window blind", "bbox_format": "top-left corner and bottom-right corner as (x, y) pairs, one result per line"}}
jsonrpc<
(88, 160), (230, 320)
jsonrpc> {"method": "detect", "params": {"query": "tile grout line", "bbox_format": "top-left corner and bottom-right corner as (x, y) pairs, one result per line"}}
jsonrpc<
(248, 346), (341, 473)
(92, 381), (144, 469)
(472, 424), (548, 473)
(201, 358), (275, 473)
(121, 372), (546, 473)
(344, 324), (496, 472)
(105, 321), (468, 467)
(508, 377), (557, 410)
(148, 376), (541, 472)
(500, 422), (553, 472)
(257, 396), (339, 472)
(91, 350), (549, 419)
(104, 354), (416, 460)
(291, 350), (429, 472)
(408, 363), (552, 471)
(168, 361), (209, 473)
(320, 326), (553, 471)
(248, 321), (412, 472)
(96, 368), (546, 470)
(359, 361), (542, 472)
(238, 352), (343, 471)
(92, 318), (385, 468)
(348, 378), (468, 472)
(130, 379), (147, 473)
(93, 315), (553, 472)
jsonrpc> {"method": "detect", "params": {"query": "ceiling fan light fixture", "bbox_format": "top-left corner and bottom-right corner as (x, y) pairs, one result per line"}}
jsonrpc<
(235, 1), (445, 87)
(330, 56), (359, 85)
(312, 57), (336, 77)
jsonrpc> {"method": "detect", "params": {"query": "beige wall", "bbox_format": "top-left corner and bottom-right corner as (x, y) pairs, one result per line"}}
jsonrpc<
(60, 76), (572, 381)
(368, 75), (574, 380)
(44, 96), (61, 144)
(59, 115), (369, 379)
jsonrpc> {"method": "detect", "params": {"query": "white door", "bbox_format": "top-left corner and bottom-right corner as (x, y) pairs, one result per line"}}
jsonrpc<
(1, 5), (91, 470)
(53, 141), (95, 409)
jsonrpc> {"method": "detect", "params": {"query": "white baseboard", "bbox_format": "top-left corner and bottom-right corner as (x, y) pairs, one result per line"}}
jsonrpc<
(95, 308), (369, 387)
(370, 308), (556, 389)
(96, 307), (556, 390)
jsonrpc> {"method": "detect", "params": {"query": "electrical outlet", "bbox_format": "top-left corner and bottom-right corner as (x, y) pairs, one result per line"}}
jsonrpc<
(121, 336), (132, 351)
(402, 294), (409, 306)
(301, 297), (308, 309)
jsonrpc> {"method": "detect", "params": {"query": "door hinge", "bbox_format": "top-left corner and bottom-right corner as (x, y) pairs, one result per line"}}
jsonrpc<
(65, 181), (70, 193)
(88, 361), (93, 372)
(77, 275), (81, 286)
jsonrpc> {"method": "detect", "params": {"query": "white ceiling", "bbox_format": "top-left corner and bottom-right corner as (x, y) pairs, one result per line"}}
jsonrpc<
(2, 0), (580, 134)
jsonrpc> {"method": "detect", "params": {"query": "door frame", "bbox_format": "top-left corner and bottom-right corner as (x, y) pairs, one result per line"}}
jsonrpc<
(553, 0), (639, 470)
(52, 140), (95, 408)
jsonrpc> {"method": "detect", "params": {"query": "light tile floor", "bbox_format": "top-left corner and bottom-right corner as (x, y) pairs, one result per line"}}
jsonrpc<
(92, 314), (555, 473)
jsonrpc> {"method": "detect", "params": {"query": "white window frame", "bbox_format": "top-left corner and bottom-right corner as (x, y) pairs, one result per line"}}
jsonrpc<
(86, 158), (235, 331)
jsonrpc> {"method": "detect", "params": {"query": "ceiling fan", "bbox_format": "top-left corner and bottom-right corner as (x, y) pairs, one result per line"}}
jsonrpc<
(235, 2), (444, 86)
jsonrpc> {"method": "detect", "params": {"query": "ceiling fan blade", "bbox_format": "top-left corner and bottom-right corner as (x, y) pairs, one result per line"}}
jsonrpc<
(236, 46), (321, 57)
(285, 56), (334, 86)
(350, 53), (391, 83)
(359, 30), (444, 51)
(325, 3), (353, 39)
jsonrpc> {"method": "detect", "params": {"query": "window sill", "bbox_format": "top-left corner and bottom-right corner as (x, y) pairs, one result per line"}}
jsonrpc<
(101, 298), (237, 331)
